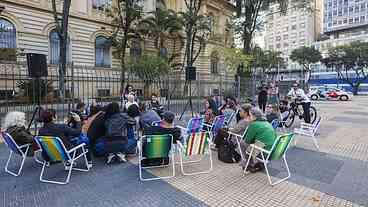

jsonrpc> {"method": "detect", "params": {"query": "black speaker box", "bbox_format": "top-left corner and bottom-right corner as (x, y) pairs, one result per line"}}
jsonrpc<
(27, 53), (48, 78)
(185, 66), (196, 81)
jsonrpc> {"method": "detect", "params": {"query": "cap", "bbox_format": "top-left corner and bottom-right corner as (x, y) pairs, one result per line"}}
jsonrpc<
(162, 111), (175, 124)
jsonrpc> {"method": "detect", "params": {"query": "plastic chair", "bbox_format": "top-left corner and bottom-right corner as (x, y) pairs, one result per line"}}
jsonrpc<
(138, 134), (175, 181)
(34, 136), (90, 185)
(294, 116), (321, 150)
(203, 115), (226, 143)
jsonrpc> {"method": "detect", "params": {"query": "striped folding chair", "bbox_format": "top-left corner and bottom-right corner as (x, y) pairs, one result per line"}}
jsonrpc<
(138, 134), (175, 181)
(242, 133), (294, 186)
(177, 131), (213, 176)
(203, 115), (226, 143)
(224, 108), (239, 127)
(1, 132), (38, 177)
(34, 136), (90, 185)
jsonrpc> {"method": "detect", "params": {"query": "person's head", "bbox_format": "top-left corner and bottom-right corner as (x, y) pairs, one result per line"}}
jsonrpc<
(293, 83), (299, 90)
(205, 97), (216, 110)
(125, 85), (133, 93)
(76, 102), (85, 111)
(41, 109), (56, 124)
(2, 111), (27, 130)
(105, 102), (120, 118)
(226, 96), (236, 108)
(249, 107), (266, 122)
(89, 105), (102, 116)
(239, 104), (251, 120)
(151, 93), (158, 102)
(139, 102), (146, 112)
(162, 111), (175, 125)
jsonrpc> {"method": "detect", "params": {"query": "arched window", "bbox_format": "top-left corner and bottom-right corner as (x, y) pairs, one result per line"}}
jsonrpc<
(49, 29), (71, 64)
(95, 36), (111, 67)
(208, 14), (215, 35)
(130, 38), (142, 61)
(0, 18), (16, 48)
(210, 51), (219, 74)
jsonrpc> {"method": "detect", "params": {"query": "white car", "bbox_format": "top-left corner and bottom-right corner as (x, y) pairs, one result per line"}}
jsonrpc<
(309, 86), (353, 101)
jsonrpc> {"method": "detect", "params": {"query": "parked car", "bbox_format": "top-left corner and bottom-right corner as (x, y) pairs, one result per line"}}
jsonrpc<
(309, 86), (353, 101)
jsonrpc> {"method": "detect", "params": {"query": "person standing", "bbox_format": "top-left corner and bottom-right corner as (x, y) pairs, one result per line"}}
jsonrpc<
(258, 86), (268, 113)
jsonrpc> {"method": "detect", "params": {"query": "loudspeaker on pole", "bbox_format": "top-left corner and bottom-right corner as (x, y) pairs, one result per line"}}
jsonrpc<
(27, 53), (48, 78)
(185, 66), (196, 81)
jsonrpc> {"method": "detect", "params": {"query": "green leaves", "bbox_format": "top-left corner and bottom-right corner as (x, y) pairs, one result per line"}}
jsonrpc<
(290, 46), (322, 70)
(221, 47), (252, 72)
(127, 54), (171, 82)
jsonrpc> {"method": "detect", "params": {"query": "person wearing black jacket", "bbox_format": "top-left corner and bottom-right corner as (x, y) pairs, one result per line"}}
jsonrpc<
(258, 86), (268, 113)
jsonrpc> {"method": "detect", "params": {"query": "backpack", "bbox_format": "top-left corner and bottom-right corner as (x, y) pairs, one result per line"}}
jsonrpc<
(218, 138), (241, 163)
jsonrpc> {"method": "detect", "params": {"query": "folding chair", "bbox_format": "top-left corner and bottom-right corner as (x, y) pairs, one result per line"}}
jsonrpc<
(271, 119), (279, 130)
(1, 132), (42, 176)
(242, 133), (294, 186)
(224, 108), (238, 127)
(177, 131), (212, 175)
(294, 116), (321, 150)
(203, 115), (226, 143)
(138, 134), (175, 181)
(34, 136), (90, 185)
(176, 117), (204, 136)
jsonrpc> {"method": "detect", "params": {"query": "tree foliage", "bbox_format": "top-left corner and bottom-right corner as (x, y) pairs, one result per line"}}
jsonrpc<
(235, 0), (311, 54)
(109, 0), (143, 92)
(290, 46), (322, 70)
(221, 47), (252, 72)
(127, 54), (171, 82)
(251, 47), (284, 75)
(322, 41), (368, 95)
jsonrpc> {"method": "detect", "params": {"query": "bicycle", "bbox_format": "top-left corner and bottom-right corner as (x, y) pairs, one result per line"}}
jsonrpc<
(282, 98), (317, 128)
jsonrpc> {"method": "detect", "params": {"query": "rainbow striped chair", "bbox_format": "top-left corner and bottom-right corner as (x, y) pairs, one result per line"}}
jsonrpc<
(176, 117), (204, 137)
(1, 132), (42, 177)
(138, 134), (175, 181)
(242, 133), (294, 186)
(34, 136), (90, 185)
(177, 131), (212, 176)
(203, 115), (226, 143)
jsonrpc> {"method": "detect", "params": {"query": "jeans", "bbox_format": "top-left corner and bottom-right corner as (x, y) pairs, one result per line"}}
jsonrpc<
(302, 102), (311, 123)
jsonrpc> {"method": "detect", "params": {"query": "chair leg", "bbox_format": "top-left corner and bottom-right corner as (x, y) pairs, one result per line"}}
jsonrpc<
(39, 152), (76, 185)
(265, 155), (291, 186)
(312, 137), (320, 151)
(180, 147), (213, 176)
(71, 147), (90, 172)
(5, 147), (29, 177)
(243, 146), (254, 175)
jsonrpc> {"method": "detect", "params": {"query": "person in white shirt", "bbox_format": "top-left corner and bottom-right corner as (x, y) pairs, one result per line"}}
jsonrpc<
(287, 83), (312, 123)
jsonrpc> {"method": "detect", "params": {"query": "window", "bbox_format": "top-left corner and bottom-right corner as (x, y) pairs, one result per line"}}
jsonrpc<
(361, 16), (366, 22)
(283, 34), (288, 39)
(130, 38), (142, 60)
(355, 17), (359, 22)
(49, 30), (71, 64)
(284, 42), (289, 47)
(208, 14), (215, 35)
(276, 36), (281, 41)
(349, 18), (354, 23)
(95, 36), (111, 67)
(291, 25), (297, 30)
(300, 23), (306, 28)
(343, 18), (348, 23)
(0, 18), (16, 49)
(355, 6), (360, 12)
(92, 0), (112, 11)
(210, 51), (219, 74)
(276, 43), (281, 49)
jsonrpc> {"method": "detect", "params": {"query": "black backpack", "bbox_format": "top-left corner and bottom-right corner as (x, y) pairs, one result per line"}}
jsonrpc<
(218, 138), (241, 163)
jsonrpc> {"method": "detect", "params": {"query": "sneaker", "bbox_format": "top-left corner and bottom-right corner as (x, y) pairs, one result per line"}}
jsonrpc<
(106, 153), (115, 164)
(87, 161), (93, 169)
(64, 161), (76, 170)
(116, 153), (127, 163)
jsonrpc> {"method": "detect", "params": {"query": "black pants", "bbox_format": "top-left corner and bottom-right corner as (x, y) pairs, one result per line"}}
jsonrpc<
(302, 102), (311, 123)
(259, 101), (267, 113)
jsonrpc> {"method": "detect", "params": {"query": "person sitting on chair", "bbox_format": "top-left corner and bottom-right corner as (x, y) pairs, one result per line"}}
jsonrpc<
(265, 104), (281, 123)
(139, 102), (161, 131)
(2, 111), (38, 156)
(239, 107), (277, 173)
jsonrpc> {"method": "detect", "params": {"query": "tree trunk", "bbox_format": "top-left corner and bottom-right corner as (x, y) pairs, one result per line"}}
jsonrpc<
(59, 37), (67, 102)
(242, 31), (252, 55)
(120, 31), (128, 95)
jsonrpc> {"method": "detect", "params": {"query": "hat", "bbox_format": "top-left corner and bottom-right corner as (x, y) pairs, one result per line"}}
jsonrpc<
(162, 111), (175, 124)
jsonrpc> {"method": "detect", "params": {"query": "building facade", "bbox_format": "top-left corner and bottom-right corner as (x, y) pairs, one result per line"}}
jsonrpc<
(0, 0), (236, 99)
(264, 0), (323, 69)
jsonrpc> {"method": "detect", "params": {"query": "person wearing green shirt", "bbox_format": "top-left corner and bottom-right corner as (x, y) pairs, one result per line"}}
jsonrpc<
(239, 107), (277, 173)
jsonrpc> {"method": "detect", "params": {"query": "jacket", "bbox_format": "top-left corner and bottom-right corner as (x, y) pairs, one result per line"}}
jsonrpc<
(6, 126), (35, 156)
(104, 113), (129, 139)
(38, 122), (82, 149)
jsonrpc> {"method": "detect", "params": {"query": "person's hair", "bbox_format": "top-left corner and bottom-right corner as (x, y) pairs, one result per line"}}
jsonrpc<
(89, 105), (102, 116)
(162, 111), (175, 124)
(250, 107), (267, 121)
(151, 93), (157, 97)
(206, 97), (219, 115)
(240, 104), (252, 116)
(105, 102), (120, 118)
(2, 111), (26, 130)
(41, 109), (56, 123)
(76, 102), (85, 110)
(271, 104), (279, 113)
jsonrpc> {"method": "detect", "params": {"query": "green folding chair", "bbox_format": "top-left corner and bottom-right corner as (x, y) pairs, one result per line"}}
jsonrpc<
(243, 133), (294, 186)
(138, 134), (175, 181)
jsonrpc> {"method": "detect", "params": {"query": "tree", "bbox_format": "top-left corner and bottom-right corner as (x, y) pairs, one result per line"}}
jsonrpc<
(127, 54), (171, 97)
(222, 47), (252, 74)
(51, 0), (72, 101)
(110, 0), (143, 93)
(322, 41), (368, 95)
(251, 48), (284, 78)
(181, 0), (211, 67)
(290, 46), (322, 83)
(17, 79), (54, 102)
(235, 0), (310, 54)
(138, 8), (184, 68)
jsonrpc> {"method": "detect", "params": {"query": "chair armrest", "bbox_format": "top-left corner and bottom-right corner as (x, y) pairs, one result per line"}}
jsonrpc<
(67, 143), (86, 153)
(176, 125), (186, 131)
(249, 144), (271, 154)
(301, 122), (314, 128)
(18, 144), (31, 149)
(228, 131), (242, 138)
(176, 140), (184, 149)
(203, 123), (212, 128)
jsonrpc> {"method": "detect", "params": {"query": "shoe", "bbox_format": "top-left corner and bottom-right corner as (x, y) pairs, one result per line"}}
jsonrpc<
(248, 164), (263, 173)
(106, 153), (115, 164)
(116, 153), (127, 163)
(87, 161), (93, 169)
(64, 161), (76, 170)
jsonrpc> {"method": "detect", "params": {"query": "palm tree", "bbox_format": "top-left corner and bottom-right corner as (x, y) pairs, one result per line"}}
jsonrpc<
(138, 8), (184, 60)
